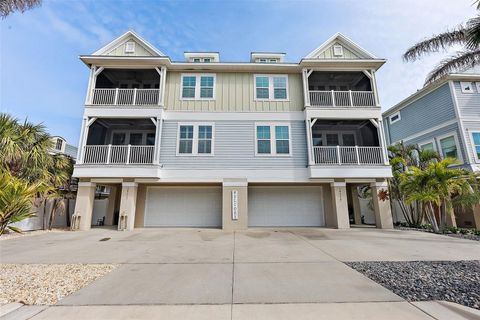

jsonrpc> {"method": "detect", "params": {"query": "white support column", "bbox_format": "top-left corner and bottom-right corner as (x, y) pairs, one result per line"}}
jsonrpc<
(152, 116), (163, 164)
(118, 182), (138, 231)
(306, 118), (315, 165)
(371, 70), (380, 106)
(155, 66), (167, 107)
(76, 117), (87, 163)
(371, 181), (393, 229)
(377, 119), (389, 164)
(302, 68), (311, 107)
(87, 66), (104, 105)
(72, 181), (96, 231)
(84, 66), (95, 105)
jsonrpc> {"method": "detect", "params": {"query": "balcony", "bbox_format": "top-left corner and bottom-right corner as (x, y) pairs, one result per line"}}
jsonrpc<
(83, 145), (154, 164)
(309, 90), (376, 108)
(313, 146), (383, 165)
(91, 88), (160, 106)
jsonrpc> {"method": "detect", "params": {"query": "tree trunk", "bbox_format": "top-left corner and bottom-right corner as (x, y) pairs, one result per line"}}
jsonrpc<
(427, 202), (440, 233)
(65, 197), (70, 227)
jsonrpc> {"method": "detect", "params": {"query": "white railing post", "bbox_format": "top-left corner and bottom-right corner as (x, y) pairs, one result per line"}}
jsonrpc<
(355, 146), (360, 165)
(336, 145), (341, 165)
(126, 144), (131, 164)
(349, 90), (354, 107)
(106, 144), (112, 164)
(133, 88), (137, 105)
(331, 90), (336, 107)
(114, 88), (119, 105)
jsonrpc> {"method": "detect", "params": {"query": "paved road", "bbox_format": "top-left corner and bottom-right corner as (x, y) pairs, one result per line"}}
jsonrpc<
(1, 228), (480, 319)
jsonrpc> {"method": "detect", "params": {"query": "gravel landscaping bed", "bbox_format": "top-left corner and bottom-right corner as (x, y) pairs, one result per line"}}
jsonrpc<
(396, 226), (480, 241)
(0, 264), (116, 305)
(347, 260), (480, 310)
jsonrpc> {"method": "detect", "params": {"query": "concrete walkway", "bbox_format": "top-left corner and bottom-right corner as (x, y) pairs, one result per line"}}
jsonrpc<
(1, 228), (479, 319)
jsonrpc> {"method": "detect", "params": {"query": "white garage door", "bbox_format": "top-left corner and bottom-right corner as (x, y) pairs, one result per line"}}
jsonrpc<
(249, 186), (324, 227)
(144, 187), (222, 227)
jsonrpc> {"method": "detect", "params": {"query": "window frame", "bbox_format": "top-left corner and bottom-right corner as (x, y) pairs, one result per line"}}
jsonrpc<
(333, 45), (344, 57)
(109, 130), (155, 145)
(460, 81), (475, 93)
(418, 139), (437, 152)
(254, 122), (292, 157)
(176, 122), (215, 156)
(389, 111), (401, 124)
(437, 132), (463, 163)
(180, 73), (216, 101)
(470, 131), (480, 163)
(125, 41), (136, 53)
(254, 74), (289, 101)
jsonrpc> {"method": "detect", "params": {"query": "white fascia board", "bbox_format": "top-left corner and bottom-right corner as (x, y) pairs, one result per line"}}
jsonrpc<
(305, 108), (382, 120)
(92, 30), (165, 56)
(73, 166), (161, 179)
(162, 111), (305, 121)
(305, 32), (378, 59)
(299, 59), (386, 71)
(309, 166), (393, 179)
(83, 107), (163, 118)
(159, 168), (311, 182)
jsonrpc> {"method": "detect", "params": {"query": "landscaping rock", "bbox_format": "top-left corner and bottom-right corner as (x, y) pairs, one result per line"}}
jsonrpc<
(347, 260), (480, 310)
(0, 264), (116, 305)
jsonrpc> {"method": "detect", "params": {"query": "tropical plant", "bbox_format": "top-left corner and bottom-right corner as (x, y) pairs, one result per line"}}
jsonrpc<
(403, 4), (480, 84)
(387, 142), (440, 226)
(0, 0), (42, 18)
(0, 113), (74, 234)
(0, 171), (43, 234)
(399, 158), (480, 233)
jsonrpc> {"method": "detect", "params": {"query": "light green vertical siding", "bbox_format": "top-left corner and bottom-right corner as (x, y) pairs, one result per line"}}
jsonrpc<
(164, 72), (304, 112)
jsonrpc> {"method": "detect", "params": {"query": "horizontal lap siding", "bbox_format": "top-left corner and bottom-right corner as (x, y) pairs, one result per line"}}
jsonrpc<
(453, 81), (480, 118)
(159, 121), (308, 169)
(164, 72), (304, 112)
(387, 83), (456, 143)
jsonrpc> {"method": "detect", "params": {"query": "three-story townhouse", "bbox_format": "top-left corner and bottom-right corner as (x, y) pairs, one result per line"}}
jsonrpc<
(72, 31), (393, 231)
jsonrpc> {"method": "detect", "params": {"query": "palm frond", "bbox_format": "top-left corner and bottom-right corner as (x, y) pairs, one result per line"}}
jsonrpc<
(403, 28), (468, 62)
(425, 49), (480, 84)
(466, 15), (480, 49)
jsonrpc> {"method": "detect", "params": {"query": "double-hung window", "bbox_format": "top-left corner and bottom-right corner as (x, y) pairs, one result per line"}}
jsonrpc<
(177, 123), (214, 155)
(181, 74), (216, 100)
(439, 135), (460, 160)
(255, 123), (291, 156)
(472, 132), (480, 162)
(254, 75), (288, 101)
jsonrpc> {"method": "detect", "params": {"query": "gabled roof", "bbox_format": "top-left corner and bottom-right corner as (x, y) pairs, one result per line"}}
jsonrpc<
(92, 30), (165, 56)
(305, 32), (377, 60)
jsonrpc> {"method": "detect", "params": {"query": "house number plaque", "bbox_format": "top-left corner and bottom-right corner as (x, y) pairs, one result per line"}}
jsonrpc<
(232, 190), (239, 220)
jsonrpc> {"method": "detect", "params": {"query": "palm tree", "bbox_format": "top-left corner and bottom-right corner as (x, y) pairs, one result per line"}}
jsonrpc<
(403, 5), (480, 84)
(400, 158), (480, 233)
(0, 0), (42, 19)
(387, 142), (441, 226)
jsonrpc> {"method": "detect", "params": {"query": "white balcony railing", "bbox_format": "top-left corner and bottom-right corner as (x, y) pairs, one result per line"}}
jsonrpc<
(82, 145), (155, 164)
(313, 146), (384, 165)
(309, 90), (376, 107)
(91, 88), (160, 106)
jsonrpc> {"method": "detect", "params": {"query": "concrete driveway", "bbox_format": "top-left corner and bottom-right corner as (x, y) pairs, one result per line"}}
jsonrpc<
(1, 228), (480, 319)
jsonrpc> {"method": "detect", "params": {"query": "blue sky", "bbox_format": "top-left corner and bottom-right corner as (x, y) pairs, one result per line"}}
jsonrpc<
(0, 0), (477, 144)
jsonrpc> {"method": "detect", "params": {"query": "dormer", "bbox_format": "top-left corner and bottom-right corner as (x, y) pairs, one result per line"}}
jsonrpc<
(184, 52), (220, 63)
(305, 33), (377, 60)
(91, 30), (165, 57)
(251, 52), (285, 63)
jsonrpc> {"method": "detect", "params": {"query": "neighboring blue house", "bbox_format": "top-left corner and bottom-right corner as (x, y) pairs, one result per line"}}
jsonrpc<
(382, 67), (480, 228)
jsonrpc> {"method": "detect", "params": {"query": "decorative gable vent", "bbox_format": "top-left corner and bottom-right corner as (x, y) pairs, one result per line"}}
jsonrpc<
(125, 41), (136, 53)
(333, 45), (343, 57)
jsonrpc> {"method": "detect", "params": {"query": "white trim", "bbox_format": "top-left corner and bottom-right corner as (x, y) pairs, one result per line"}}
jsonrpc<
(176, 122), (215, 156)
(223, 181), (248, 187)
(254, 122), (292, 157)
(389, 111), (401, 124)
(180, 73), (216, 100)
(122, 182), (138, 187)
(163, 111), (304, 121)
(470, 131), (480, 163)
(125, 41), (135, 53)
(393, 119), (458, 144)
(331, 182), (346, 187)
(333, 45), (344, 57)
(437, 131), (464, 163)
(78, 182), (96, 187)
(253, 74), (289, 101)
